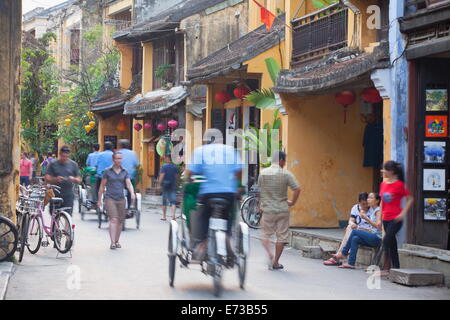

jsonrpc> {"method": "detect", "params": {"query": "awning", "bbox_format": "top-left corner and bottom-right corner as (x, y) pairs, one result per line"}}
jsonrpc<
(123, 86), (188, 115)
(91, 92), (128, 113)
(186, 102), (205, 118)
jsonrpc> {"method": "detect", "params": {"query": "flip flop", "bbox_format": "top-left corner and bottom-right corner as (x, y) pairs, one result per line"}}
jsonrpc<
(323, 258), (341, 266)
(273, 264), (284, 270)
(160, 217), (167, 221)
(339, 263), (355, 269)
(110, 243), (117, 249)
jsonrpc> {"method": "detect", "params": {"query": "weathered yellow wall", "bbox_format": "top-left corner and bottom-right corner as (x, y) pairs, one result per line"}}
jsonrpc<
(97, 113), (132, 151)
(383, 98), (391, 162)
(118, 44), (133, 90)
(281, 92), (373, 227)
(105, 0), (132, 16)
(142, 42), (153, 93)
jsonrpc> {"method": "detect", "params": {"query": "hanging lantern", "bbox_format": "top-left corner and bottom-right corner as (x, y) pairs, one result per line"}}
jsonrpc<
(157, 123), (167, 131)
(361, 87), (382, 104)
(89, 121), (96, 128)
(233, 85), (251, 100)
(214, 90), (231, 104)
(116, 118), (127, 132)
(144, 123), (152, 130)
(84, 125), (92, 133)
(64, 118), (71, 126)
(168, 120), (178, 129)
(134, 123), (143, 131)
(335, 91), (356, 124)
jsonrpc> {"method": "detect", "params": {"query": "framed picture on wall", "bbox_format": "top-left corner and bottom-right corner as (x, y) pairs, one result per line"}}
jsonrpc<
(426, 89), (448, 112)
(424, 141), (446, 164)
(424, 198), (447, 221)
(423, 168), (446, 191)
(425, 115), (448, 137)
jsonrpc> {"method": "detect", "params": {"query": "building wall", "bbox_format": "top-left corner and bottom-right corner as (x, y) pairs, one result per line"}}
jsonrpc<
(97, 113), (132, 151)
(134, 0), (181, 24)
(281, 92), (374, 227)
(23, 17), (49, 39)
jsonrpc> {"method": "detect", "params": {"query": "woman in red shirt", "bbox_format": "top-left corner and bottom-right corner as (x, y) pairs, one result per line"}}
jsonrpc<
(379, 161), (414, 274)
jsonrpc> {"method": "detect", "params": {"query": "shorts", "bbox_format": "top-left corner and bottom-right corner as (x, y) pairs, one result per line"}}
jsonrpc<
(162, 188), (177, 206)
(261, 211), (290, 243)
(20, 176), (30, 187)
(105, 198), (126, 221)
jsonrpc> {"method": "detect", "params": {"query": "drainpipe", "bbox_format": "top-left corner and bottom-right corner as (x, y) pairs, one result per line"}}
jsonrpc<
(342, 0), (361, 49)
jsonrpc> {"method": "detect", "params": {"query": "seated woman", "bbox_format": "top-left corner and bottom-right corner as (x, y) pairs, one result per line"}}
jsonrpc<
(324, 192), (369, 266)
(334, 192), (382, 269)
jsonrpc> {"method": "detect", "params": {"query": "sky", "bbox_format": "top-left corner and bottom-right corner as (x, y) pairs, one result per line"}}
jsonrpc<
(23, 0), (68, 14)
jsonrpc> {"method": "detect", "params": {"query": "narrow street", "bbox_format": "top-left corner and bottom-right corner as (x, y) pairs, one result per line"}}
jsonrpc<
(5, 199), (450, 300)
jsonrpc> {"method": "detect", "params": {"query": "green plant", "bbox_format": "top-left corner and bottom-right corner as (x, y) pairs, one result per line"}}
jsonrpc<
(312, 0), (338, 10)
(155, 63), (172, 86)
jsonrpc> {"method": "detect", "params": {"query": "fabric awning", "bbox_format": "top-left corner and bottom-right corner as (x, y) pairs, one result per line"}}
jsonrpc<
(123, 86), (188, 115)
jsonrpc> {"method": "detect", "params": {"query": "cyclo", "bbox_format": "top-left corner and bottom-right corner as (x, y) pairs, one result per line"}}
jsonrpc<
(167, 175), (250, 297)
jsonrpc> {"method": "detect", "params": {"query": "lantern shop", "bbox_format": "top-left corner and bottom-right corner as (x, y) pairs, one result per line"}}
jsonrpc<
(123, 86), (187, 192)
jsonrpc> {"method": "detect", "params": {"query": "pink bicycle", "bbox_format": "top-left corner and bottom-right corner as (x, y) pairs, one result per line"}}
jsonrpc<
(26, 185), (75, 255)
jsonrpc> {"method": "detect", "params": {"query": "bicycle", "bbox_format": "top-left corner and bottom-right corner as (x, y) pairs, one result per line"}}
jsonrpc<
(25, 185), (75, 255)
(240, 185), (262, 229)
(0, 215), (19, 262)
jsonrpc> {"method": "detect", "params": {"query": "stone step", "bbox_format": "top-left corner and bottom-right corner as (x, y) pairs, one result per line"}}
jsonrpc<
(300, 246), (323, 259)
(389, 269), (444, 287)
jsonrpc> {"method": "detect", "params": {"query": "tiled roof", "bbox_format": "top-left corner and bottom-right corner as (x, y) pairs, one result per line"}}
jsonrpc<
(91, 90), (128, 112)
(113, 0), (227, 42)
(186, 14), (285, 84)
(274, 41), (390, 95)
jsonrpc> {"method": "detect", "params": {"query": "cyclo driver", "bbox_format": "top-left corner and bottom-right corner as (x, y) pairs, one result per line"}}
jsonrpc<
(184, 135), (242, 262)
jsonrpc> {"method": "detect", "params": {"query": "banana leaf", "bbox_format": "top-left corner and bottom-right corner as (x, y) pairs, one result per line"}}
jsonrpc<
(265, 58), (281, 85)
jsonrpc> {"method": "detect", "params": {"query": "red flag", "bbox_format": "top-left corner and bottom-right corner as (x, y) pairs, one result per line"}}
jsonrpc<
(252, 0), (276, 31)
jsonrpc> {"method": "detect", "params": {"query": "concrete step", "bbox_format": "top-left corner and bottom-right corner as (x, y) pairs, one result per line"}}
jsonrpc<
(389, 269), (444, 287)
(300, 246), (323, 259)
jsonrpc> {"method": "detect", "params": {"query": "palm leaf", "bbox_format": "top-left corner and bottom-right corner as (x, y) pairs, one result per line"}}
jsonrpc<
(245, 88), (276, 110)
(265, 58), (281, 85)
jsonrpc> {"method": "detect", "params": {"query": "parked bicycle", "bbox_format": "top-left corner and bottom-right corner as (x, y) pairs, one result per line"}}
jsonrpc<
(240, 185), (262, 229)
(0, 215), (18, 262)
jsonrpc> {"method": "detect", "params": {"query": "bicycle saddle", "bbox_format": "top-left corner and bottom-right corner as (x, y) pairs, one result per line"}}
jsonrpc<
(50, 197), (64, 206)
(207, 198), (230, 207)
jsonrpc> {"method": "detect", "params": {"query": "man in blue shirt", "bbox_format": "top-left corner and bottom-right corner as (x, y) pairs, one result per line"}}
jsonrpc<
(118, 139), (140, 208)
(96, 141), (114, 194)
(185, 140), (242, 260)
(86, 143), (100, 168)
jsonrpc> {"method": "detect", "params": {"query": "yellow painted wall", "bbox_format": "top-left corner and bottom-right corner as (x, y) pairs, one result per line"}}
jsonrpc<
(281, 91), (373, 227)
(97, 113), (132, 151)
(118, 44), (133, 90)
(383, 98), (391, 162)
(142, 42), (153, 93)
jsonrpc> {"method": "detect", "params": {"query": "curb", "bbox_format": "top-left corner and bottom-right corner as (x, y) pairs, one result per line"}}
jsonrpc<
(0, 262), (14, 300)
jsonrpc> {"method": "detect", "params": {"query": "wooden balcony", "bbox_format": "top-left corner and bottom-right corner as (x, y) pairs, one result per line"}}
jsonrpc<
(405, 0), (450, 17)
(291, 3), (348, 68)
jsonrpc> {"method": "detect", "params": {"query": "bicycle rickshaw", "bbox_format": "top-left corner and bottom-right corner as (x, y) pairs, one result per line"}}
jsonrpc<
(167, 176), (250, 297)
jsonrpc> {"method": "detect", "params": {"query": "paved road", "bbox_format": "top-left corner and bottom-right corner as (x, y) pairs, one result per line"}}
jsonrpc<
(5, 200), (450, 300)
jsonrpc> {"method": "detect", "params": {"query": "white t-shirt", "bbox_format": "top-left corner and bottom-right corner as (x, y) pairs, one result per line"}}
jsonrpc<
(350, 204), (362, 224)
(359, 206), (381, 236)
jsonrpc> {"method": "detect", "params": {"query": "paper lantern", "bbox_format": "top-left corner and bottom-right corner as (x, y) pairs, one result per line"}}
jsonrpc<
(335, 91), (356, 124)
(116, 119), (127, 132)
(84, 125), (92, 133)
(144, 123), (152, 130)
(233, 85), (250, 100)
(157, 123), (167, 131)
(134, 123), (142, 131)
(214, 90), (231, 104)
(168, 120), (178, 128)
(64, 118), (71, 126)
(89, 121), (96, 128)
(361, 87), (382, 104)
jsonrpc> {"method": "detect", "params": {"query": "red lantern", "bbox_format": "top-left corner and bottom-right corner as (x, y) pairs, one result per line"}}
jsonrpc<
(157, 123), (167, 131)
(335, 91), (356, 124)
(233, 85), (250, 100)
(214, 90), (231, 104)
(168, 120), (178, 129)
(116, 118), (127, 132)
(144, 123), (152, 130)
(361, 87), (382, 104)
(133, 123), (142, 131)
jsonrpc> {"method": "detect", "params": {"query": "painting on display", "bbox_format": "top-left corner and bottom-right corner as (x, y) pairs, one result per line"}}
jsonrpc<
(424, 198), (447, 221)
(426, 89), (448, 111)
(424, 141), (446, 164)
(425, 115), (448, 137)
(423, 168), (446, 191)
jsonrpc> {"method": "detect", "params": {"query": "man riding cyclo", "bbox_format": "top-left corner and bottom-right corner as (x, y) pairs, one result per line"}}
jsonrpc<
(183, 135), (242, 262)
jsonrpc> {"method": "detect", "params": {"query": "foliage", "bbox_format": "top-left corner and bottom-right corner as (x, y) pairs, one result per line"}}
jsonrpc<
(155, 63), (172, 86)
(312, 0), (338, 9)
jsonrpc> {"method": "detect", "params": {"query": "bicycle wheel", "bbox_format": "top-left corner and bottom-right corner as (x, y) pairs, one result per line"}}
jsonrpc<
(18, 214), (29, 262)
(53, 212), (72, 254)
(27, 215), (42, 254)
(0, 216), (19, 262)
(236, 225), (248, 289)
(240, 196), (261, 229)
(168, 223), (176, 287)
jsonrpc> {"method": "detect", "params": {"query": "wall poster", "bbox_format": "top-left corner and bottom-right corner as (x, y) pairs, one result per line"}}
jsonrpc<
(423, 168), (446, 191)
(424, 198), (447, 221)
(425, 115), (448, 137)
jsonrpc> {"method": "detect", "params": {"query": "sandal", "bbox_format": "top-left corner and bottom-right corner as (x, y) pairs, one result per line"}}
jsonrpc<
(333, 253), (347, 260)
(339, 263), (355, 269)
(115, 243), (121, 248)
(160, 217), (167, 221)
(273, 264), (284, 270)
(110, 243), (117, 249)
(323, 257), (341, 266)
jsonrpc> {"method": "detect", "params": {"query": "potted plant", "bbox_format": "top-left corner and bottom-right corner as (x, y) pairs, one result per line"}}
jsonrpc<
(155, 63), (173, 90)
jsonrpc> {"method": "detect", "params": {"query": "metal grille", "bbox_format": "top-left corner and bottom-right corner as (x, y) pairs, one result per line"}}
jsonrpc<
(291, 4), (348, 67)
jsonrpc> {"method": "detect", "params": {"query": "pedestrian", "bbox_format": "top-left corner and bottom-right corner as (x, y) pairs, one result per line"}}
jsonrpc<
(86, 143), (100, 168)
(41, 152), (54, 175)
(44, 146), (81, 216)
(30, 153), (38, 180)
(19, 152), (33, 187)
(97, 151), (135, 249)
(158, 154), (179, 221)
(117, 139), (139, 208)
(379, 160), (414, 275)
(95, 141), (114, 196)
(258, 151), (300, 270)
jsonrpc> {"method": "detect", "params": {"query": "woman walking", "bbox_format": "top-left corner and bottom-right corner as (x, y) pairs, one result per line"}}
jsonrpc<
(379, 161), (414, 275)
(98, 152), (135, 249)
